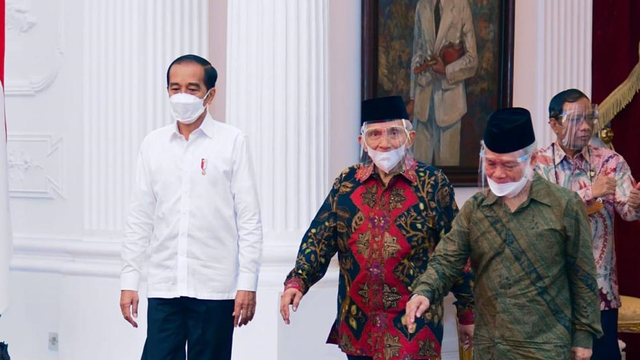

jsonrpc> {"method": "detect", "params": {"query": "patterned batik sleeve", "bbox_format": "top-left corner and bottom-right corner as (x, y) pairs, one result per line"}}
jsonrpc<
(434, 171), (475, 325)
(531, 150), (555, 182)
(613, 157), (640, 221)
(412, 195), (474, 305)
(283, 174), (341, 294)
(564, 192), (604, 348)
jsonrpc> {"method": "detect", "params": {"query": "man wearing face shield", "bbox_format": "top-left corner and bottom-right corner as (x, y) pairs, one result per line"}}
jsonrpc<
(280, 96), (474, 360)
(406, 108), (602, 360)
(119, 54), (263, 360)
(532, 89), (640, 359)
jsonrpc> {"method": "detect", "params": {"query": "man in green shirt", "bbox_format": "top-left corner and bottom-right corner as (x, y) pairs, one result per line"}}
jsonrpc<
(406, 108), (602, 359)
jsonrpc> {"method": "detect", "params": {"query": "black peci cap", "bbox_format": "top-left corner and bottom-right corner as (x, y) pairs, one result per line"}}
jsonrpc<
(361, 96), (410, 125)
(483, 107), (535, 153)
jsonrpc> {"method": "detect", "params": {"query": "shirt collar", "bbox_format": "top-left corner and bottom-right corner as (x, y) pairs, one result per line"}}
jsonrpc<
(170, 113), (215, 141)
(355, 156), (419, 184)
(553, 142), (591, 164)
(528, 174), (553, 206)
(482, 173), (552, 207)
(198, 113), (216, 138)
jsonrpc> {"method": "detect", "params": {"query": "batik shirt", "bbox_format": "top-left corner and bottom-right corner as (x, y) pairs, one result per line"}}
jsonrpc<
(533, 143), (640, 310)
(284, 159), (474, 360)
(415, 175), (602, 360)
(413, 175), (603, 359)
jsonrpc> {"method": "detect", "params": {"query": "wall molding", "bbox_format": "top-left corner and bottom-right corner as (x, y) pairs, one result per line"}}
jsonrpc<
(4, 0), (64, 96)
(8, 232), (331, 288)
(3, 51), (63, 96)
(7, 133), (64, 199)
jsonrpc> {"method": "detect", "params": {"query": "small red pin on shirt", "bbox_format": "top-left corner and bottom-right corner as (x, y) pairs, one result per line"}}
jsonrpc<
(201, 158), (207, 175)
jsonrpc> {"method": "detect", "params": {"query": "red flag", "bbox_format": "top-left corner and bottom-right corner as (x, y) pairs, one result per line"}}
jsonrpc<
(0, 0), (12, 314)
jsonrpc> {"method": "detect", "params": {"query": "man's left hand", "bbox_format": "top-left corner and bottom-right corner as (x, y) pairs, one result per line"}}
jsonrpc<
(457, 323), (474, 350)
(628, 182), (640, 210)
(571, 346), (592, 360)
(233, 290), (257, 327)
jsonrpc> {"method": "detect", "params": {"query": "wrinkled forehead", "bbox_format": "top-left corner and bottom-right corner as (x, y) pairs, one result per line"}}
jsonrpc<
(362, 119), (407, 130)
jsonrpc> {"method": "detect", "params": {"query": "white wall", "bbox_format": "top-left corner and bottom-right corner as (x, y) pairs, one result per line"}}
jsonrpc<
(2, 0), (209, 359)
(0, 1), (592, 359)
(512, 0), (593, 146)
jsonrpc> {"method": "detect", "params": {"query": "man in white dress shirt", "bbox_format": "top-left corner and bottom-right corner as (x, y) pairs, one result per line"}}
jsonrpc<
(119, 54), (263, 360)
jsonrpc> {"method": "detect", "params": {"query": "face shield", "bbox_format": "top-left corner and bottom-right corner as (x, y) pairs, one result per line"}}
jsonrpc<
(478, 142), (533, 197)
(360, 119), (413, 173)
(558, 103), (599, 151)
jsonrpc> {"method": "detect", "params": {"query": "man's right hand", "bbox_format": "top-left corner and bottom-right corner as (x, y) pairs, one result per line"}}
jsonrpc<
(571, 346), (592, 360)
(279, 288), (303, 325)
(405, 294), (430, 333)
(120, 290), (139, 328)
(592, 176), (616, 198)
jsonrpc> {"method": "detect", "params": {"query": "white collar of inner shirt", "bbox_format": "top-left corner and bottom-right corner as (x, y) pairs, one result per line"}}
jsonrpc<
(171, 113), (215, 141)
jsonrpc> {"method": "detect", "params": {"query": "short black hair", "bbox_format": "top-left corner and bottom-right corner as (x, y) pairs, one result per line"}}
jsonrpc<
(166, 54), (218, 90)
(548, 88), (589, 121)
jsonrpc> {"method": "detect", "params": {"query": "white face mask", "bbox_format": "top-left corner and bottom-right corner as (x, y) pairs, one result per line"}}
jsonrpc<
(169, 91), (210, 124)
(486, 163), (532, 198)
(366, 144), (406, 173)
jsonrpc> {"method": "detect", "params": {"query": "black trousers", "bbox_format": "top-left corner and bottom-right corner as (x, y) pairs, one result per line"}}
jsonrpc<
(592, 309), (621, 360)
(0, 342), (9, 360)
(346, 356), (373, 360)
(0, 316), (10, 360)
(141, 297), (234, 360)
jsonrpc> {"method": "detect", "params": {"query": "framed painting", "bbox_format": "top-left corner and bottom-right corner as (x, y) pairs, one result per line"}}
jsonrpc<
(362, 0), (515, 186)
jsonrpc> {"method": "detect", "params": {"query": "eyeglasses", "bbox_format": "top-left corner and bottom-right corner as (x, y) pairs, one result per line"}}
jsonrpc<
(362, 126), (409, 147)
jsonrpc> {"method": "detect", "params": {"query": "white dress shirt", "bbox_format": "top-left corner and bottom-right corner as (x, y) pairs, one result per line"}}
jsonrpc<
(121, 114), (263, 300)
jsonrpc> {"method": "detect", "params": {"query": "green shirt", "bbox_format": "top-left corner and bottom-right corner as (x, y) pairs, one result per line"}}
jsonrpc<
(413, 174), (603, 359)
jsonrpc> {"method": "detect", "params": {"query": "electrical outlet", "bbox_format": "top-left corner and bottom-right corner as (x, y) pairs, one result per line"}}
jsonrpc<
(48, 332), (59, 351)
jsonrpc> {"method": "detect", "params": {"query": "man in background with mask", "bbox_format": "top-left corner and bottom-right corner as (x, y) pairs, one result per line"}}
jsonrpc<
(406, 107), (602, 360)
(119, 54), (263, 360)
(280, 96), (474, 360)
(532, 88), (640, 359)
